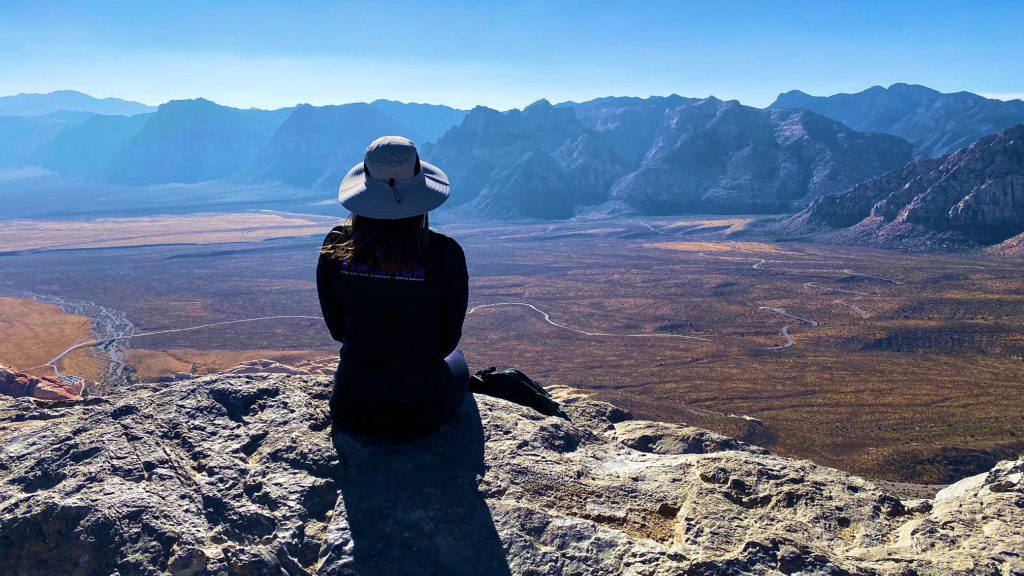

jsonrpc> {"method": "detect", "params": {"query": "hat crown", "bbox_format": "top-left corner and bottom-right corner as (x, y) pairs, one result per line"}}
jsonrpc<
(364, 136), (418, 181)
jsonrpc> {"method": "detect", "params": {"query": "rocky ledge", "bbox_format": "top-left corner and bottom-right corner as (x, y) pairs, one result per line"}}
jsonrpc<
(0, 374), (1021, 575)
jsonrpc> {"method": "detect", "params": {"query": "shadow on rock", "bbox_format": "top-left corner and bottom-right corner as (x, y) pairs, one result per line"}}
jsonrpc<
(323, 396), (512, 576)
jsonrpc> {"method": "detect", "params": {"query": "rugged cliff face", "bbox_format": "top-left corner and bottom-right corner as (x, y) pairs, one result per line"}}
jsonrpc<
(784, 124), (1024, 251)
(1, 373), (1020, 575)
(610, 99), (914, 214)
(424, 100), (630, 219)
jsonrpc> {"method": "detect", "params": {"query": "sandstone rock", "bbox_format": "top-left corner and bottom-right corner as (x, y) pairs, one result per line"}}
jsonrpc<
(0, 373), (1020, 575)
(0, 365), (31, 397)
(30, 379), (84, 402)
(0, 364), (83, 401)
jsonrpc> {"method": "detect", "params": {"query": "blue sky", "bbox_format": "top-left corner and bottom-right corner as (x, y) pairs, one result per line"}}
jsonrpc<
(1, 0), (1021, 110)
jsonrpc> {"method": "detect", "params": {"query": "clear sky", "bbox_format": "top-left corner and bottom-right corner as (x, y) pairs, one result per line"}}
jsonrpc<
(1, 0), (1021, 110)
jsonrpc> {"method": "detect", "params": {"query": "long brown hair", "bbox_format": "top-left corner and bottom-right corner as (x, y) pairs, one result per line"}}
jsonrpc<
(323, 213), (430, 271)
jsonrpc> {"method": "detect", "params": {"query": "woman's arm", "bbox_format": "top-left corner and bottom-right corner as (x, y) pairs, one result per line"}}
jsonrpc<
(437, 239), (469, 357)
(316, 232), (347, 342)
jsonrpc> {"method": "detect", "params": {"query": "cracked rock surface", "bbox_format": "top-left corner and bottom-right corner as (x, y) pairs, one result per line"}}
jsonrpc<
(0, 374), (1021, 575)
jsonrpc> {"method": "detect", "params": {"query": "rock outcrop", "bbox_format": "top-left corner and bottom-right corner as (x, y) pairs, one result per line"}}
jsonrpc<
(990, 232), (1024, 257)
(1, 373), (1021, 575)
(0, 364), (83, 401)
(221, 359), (316, 376)
(781, 124), (1024, 252)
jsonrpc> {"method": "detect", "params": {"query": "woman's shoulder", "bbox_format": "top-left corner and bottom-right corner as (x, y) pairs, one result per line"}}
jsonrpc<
(429, 229), (464, 252)
(429, 230), (466, 266)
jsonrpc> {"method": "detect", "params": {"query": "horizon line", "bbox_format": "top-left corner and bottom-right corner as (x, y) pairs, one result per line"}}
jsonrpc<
(3, 83), (1024, 114)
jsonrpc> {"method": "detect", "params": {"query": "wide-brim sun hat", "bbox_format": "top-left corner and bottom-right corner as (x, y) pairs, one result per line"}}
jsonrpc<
(338, 135), (450, 219)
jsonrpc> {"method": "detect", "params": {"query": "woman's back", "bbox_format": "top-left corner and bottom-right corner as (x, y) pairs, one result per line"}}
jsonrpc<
(318, 135), (471, 438)
(317, 224), (468, 404)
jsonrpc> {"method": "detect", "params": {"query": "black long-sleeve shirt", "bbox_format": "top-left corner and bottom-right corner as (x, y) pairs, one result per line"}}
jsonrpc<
(316, 226), (468, 402)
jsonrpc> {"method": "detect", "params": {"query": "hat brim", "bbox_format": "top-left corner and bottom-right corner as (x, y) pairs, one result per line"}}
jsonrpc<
(338, 160), (449, 219)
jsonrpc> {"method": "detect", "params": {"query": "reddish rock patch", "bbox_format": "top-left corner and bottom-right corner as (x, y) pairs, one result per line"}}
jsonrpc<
(0, 365), (84, 401)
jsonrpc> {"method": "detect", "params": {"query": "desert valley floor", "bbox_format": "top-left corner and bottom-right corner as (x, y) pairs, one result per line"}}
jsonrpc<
(1, 212), (1022, 486)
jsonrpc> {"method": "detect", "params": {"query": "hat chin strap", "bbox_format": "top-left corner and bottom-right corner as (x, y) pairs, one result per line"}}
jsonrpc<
(389, 178), (402, 203)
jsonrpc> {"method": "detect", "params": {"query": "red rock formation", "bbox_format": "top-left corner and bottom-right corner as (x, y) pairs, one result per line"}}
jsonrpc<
(0, 365), (84, 401)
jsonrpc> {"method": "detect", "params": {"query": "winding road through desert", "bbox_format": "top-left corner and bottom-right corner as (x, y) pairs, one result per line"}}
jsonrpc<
(467, 302), (711, 341)
(38, 315), (326, 368)
(28, 299), (714, 386)
(756, 307), (820, 349)
(641, 221), (895, 350)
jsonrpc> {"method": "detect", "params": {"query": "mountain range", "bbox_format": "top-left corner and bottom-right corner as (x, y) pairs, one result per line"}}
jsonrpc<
(781, 123), (1024, 253)
(425, 97), (914, 218)
(2, 87), (1023, 251)
(772, 83), (1024, 157)
(17, 97), (465, 187)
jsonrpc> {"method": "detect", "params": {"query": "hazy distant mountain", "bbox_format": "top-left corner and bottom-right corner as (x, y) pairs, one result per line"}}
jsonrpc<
(105, 99), (292, 184)
(611, 98), (915, 214)
(771, 84), (1024, 157)
(367, 100), (466, 143)
(783, 124), (1024, 251)
(244, 101), (463, 189)
(30, 113), (151, 177)
(0, 90), (154, 117)
(0, 111), (94, 167)
(425, 100), (630, 218)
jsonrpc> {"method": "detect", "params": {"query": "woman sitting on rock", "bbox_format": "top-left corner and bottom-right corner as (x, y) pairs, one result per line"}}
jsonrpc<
(317, 136), (470, 439)
(318, 136), (566, 440)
